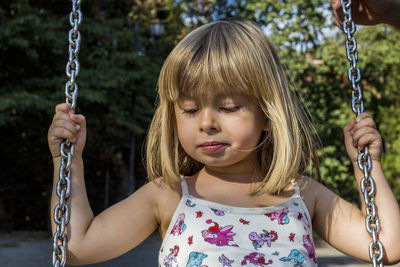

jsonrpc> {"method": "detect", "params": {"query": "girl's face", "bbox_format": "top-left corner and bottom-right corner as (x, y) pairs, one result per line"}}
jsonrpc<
(174, 94), (268, 173)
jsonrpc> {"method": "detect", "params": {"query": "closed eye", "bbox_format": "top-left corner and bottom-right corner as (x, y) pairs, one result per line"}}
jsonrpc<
(181, 108), (199, 114)
(220, 106), (241, 112)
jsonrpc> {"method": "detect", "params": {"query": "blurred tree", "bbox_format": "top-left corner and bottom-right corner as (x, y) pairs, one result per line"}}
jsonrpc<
(0, 0), (178, 230)
(288, 24), (400, 203)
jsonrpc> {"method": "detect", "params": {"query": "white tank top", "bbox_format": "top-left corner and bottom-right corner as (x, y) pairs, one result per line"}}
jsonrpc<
(159, 176), (318, 266)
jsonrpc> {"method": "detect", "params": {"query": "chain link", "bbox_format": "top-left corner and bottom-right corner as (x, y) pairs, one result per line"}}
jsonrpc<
(52, 1), (82, 266)
(340, 0), (384, 266)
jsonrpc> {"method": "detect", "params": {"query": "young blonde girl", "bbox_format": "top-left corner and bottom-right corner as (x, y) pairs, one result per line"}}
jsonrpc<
(48, 20), (400, 266)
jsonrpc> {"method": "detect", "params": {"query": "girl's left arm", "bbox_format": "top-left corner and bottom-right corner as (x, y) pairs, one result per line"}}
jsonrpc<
(312, 113), (400, 264)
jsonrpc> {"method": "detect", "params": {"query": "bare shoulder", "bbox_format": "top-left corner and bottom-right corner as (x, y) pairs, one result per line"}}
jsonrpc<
(297, 175), (327, 195)
(297, 175), (319, 187)
(299, 176), (343, 209)
(147, 177), (182, 203)
(147, 177), (182, 238)
(295, 176), (325, 220)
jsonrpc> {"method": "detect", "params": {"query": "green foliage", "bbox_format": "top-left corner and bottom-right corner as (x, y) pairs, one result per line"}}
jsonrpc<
(0, 0), (176, 230)
(309, 25), (400, 203)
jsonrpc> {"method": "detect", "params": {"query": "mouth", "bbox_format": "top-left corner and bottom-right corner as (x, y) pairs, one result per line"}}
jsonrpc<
(199, 141), (227, 153)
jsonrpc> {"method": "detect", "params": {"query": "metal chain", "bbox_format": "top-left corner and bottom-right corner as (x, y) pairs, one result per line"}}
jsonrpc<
(340, 1), (384, 266)
(52, 1), (82, 266)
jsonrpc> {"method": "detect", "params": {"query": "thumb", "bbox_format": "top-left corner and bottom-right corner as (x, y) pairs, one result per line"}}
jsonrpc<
(344, 120), (355, 136)
(343, 120), (357, 148)
(69, 113), (86, 128)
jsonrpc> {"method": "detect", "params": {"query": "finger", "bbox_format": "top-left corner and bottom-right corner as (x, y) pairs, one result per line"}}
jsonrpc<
(356, 112), (373, 121)
(52, 111), (79, 126)
(344, 122), (358, 150)
(51, 126), (77, 143)
(353, 120), (376, 132)
(331, 0), (344, 30)
(69, 114), (86, 131)
(53, 110), (70, 123)
(55, 103), (72, 114)
(53, 119), (80, 136)
(330, 0), (340, 9)
(344, 120), (357, 142)
(344, 120), (356, 132)
(69, 113), (84, 123)
(352, 127), (377, 144)
(356, 133), (378, 151)
(353, 117), (376, 132)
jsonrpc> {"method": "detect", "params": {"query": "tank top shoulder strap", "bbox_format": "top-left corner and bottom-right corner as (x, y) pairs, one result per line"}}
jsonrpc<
(290, 179), (301, 197)
(180, 175), (190, 196)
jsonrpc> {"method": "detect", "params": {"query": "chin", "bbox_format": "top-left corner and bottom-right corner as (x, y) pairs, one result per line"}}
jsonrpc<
(200, 158), (242, 168)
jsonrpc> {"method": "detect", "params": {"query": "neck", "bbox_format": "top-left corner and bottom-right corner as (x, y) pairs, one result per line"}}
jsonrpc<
(201, 164), (263, 184)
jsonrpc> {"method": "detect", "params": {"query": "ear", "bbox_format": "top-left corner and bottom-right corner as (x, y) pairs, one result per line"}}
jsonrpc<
(263, 118), (270, 131)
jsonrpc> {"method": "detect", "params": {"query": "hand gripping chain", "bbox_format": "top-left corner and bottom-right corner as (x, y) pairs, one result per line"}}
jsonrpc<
(52, 1), (82, 266)
(340, 0), (384, 266)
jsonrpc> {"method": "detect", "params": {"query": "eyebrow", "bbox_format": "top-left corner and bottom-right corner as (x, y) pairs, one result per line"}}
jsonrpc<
(178, 93), (245, 101)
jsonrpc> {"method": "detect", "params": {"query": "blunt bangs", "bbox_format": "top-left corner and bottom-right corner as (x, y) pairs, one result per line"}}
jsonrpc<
(158, 21), (267, 102)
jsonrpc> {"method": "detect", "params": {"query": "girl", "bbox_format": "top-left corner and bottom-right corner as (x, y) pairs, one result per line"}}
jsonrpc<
(48, 20), (400, 266)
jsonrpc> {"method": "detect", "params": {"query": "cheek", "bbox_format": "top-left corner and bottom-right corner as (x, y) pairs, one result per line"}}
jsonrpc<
(226, 116), (264, 145)
(175, 118), (194, 150)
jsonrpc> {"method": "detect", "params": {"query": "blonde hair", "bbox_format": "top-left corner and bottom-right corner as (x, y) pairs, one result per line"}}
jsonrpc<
(146, 20), (321, 195)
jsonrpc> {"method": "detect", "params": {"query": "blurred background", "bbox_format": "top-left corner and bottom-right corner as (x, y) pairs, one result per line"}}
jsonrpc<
(0, 0), (399, 265)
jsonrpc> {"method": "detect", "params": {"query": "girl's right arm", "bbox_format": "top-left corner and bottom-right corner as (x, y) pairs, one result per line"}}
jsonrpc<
(49, 104), (159, 265)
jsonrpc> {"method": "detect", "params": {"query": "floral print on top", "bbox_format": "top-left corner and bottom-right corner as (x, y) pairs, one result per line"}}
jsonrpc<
(159, 177), (317, 267)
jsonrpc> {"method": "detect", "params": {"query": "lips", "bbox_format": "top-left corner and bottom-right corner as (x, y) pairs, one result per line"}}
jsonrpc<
(199, 141), (227, 153)
(200, 141), (225, 146)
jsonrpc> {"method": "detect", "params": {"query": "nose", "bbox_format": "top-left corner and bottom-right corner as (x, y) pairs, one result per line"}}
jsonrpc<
(199, 108), (218, 133)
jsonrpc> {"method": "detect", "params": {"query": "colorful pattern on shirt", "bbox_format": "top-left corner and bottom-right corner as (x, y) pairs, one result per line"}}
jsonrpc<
(159, 178), (317, 266)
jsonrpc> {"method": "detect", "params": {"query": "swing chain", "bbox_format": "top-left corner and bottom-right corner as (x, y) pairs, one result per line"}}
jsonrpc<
(66, 0), (82, 111)
(52, 1), (82, 266)
(341, 0), (384, 266)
